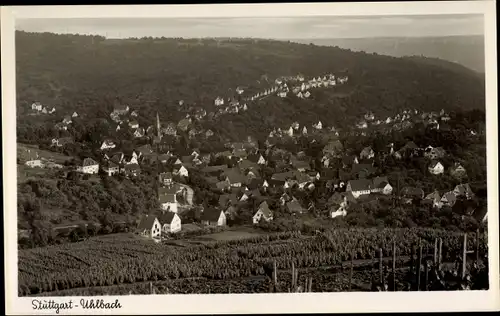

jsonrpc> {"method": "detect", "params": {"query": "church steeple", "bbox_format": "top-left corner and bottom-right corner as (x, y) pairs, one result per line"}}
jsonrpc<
(156, 112), (161, 139)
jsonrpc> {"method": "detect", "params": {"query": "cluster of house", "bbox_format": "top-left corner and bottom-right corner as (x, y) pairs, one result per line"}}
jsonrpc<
(30, 102), (56, 115)
(55, 111), (79, 131)
(21, 149), (64, 169)
(137, 203), (226, 241)
(355, 108), (453, 133)
(400, 183), (477, 210)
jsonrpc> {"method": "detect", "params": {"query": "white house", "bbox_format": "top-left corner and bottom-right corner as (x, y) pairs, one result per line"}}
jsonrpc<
(371, 177), (393, 195)
(129, 121), (139, 129)
(137, 215), (161, 240)
(159, 191), (178, 213)
(428, 161), (445, 175)
(77, 158), (99, 174)
(304, 91), (311, 98)
(72, 112), (78, 118)
(253, 201), (273, 224)
(346, 179), (372, 198)
(31, 102), (43, 111)
(214, 97), (225, 106)
(102, 161), (119, 176)
(174, 165), (189, 178)
(278, 91), (288, 98)
(302, 126), (308, 135)
(160, 212), (182, 234)
(100, 140), (116, 150)
(201, 209), (227, 227)
(313, 121), (323, 130)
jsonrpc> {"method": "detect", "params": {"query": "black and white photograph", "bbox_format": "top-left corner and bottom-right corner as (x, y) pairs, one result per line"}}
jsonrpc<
(2, 1), (499, 314)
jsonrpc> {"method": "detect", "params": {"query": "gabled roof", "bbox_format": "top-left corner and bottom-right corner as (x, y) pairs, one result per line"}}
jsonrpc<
(246, 178), (263, 190)
(372, 176), (389, 189)
(454, 183), (474, 197)
(219, 194), (238, 207)
(124, 163), (140, 171)
(200, 208), (223, 221)
(293, 171), (311, 184)
(424, 190), (441, 202)
(223, 168), (246, 184)
(159, 193), (176, 204)
(348, 179), (372, 191)
(291, 159), (310, 170)
(137, 215), (158, 230)
(441, 191), (457, 204)
(136, 144), (153, 155)
(257, 201), (272, 218)
(159, 212), (177, 224)
(271, 171), (294, 182)
(351, 163), (376, 176)
(239, 159), (258, 170)
(82, 158), (98, 167)
(286, 200), (304, 213)
(429, 160), (443, 168)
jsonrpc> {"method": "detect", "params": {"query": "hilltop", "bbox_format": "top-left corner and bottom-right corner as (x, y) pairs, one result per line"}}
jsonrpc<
(16, 31), (485, 142)
(289, 35), (485, 73)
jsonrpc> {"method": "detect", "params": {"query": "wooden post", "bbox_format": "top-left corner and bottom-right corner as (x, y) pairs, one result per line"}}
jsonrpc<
(291, 262), (295, 289)
(349, 250), (354, 291)
(475, 229), (480, 265)
(379, 248), (384, 284)
(462, 233), (467, 279)
(273, 260), (277, 287)
(309, 277), (313, 292)
(410, 244), (415, 275)
(433, 238), (438, 266)
(417, 243), (422, 291)
(295, 269), (299, 291)
(392, 240), (396, 291)
(150, 282), (153, 294)
(424, 261), (429, 291)
(438, 238), (443, 270)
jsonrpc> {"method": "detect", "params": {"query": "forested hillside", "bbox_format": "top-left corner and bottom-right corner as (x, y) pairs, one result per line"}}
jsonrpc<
(16, 31), (485, 142)
(290, 36), (485, 73)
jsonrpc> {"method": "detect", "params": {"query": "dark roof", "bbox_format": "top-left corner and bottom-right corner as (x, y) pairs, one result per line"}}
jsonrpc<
(271, 171), (294, 182)
(137, 215), (158, 230)
(239, 159), (258, 170)
(286, 200), (304, 213)
(202, 165), (228, 173)
(233, 149), (248, 158)
(372, 176), (389, 189)
(424, 190), (441, 202)
(159, 193), (176, 204)
(258, 201), (272, 217)
(216, 181), (230, 191)
(441, 192), (457, 204)
(218, 194), (238, 207)
(200, 208), (223, 221)
(159, 212), (177, 224)
(454, 183), (474, 197)
(291, 159), (310, 170)
(268, 179), (285, 187)
(223, 168), (246, 184)
(136, 144), (153, 155)
(348, 179), (373, 191)
(351, 163), (376, 176)
(246, 178), (263, 190)
(124, 163), (140, 171)
(294, 171), (311, 184)
(82, 158), (98, 167)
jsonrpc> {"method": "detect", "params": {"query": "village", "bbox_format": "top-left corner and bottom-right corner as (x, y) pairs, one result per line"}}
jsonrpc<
(18, 72), (486, 244)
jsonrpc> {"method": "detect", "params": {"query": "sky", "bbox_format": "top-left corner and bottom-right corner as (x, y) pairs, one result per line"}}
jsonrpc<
(15, 14), (484, 39)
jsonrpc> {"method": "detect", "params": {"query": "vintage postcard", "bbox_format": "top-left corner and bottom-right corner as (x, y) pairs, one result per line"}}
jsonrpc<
(2, 1), (499, 314)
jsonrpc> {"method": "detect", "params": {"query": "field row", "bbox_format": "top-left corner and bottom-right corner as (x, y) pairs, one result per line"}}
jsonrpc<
(18, 228), (487, 296)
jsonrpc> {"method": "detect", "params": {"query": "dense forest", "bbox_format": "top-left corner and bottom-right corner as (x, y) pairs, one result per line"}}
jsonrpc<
(16, 31), (485, 143)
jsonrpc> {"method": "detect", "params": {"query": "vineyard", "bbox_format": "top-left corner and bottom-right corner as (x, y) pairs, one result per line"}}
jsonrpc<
(18, 228), (488, 296)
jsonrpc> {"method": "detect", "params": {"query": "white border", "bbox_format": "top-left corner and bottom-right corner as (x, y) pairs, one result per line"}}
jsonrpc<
(2, 1), (499, 314)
